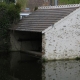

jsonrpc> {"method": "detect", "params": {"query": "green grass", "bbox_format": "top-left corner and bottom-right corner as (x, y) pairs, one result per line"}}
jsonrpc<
(58, 0), (80, 5)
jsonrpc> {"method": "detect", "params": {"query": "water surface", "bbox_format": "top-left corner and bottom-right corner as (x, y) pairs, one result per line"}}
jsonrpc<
(0, 52), (80, 80)
(42, 60), (80, 80)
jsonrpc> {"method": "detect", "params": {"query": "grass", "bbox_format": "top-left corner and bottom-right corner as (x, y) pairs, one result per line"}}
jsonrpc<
(58, 0), (80, 5)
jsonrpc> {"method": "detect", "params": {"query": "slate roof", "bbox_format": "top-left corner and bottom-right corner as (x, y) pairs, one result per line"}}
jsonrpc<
(11, 6), (79, 32)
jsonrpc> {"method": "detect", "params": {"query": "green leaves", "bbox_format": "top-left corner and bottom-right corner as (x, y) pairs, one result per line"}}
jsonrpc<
(8, 3), (20, 23)
(0, 2), (21, 52)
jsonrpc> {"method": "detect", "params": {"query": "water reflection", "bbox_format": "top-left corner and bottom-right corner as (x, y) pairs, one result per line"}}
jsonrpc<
(1, 52), (80, 80)
(42, 60), (80, 80)
(10, 52), (42, 80)
(0, 53), (12, 80)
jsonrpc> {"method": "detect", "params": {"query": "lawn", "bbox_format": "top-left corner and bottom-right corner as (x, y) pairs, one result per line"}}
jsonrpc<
(58, 0), (80, 4)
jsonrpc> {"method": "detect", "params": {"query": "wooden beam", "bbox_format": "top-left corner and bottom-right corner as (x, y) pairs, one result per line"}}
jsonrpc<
(18, 38), (41, 41)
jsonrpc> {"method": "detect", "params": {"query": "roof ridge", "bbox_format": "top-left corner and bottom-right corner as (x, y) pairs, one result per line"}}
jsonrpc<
(38, 4), (80, 9)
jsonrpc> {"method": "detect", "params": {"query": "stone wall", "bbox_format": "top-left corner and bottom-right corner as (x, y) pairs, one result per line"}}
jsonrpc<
(10, 31), (21, 51)
(42, 7), (80, 60)
(38, 4), (80, 9)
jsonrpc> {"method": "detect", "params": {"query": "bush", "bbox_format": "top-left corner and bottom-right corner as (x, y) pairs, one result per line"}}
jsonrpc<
(34, 6), (38, 11)
(0, 2), (21, 52)
(8, 3), (21, 24)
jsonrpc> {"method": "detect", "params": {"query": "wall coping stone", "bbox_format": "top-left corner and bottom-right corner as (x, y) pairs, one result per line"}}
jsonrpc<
(38, 4), (80, 9)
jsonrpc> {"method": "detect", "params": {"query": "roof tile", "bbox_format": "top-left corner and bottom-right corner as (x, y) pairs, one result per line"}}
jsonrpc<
(11, 6), (79, 32)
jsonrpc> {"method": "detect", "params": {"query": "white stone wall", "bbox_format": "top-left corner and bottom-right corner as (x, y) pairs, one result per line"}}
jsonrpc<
(42, 7), (80, 60)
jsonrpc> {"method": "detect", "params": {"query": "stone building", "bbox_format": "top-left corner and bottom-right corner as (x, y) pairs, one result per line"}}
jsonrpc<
(10, 4), (80, 60)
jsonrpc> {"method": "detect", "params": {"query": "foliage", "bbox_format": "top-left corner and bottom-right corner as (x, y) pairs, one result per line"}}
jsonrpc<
(75, 57), (80, 60)
(1, 0), (27, 10)
(9, 0), (15, 3)
(0, 2), (21, 52)
(58, 0), (80, 4)
(34, 6), (38, 11)
(7, 3), (21, 23)
(17, 0), (28, 10)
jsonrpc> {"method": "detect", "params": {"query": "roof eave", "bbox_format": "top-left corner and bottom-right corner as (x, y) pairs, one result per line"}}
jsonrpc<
(42, 26), (53, 34)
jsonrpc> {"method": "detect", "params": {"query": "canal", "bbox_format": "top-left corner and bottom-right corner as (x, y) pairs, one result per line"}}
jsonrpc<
(0, 52), (80, 80)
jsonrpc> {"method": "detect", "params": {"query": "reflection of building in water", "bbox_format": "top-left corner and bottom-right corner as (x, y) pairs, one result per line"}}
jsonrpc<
(42, 60), (80, 80)
(10, 52), (42, 80)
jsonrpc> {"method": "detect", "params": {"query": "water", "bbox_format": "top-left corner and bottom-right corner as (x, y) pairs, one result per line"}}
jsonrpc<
(0, 52), (80, 80)
(10, 52), (42, 80)
(42, 60), (80, 80)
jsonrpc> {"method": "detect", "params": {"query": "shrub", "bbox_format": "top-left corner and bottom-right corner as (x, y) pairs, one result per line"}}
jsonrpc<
(0, 2), (21, 52)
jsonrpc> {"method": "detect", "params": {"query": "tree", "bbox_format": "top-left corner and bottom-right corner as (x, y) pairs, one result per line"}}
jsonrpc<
(3, 0), (15, 3)
(9, 0), (15, 2)
(0, 2), (21, 52)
